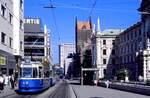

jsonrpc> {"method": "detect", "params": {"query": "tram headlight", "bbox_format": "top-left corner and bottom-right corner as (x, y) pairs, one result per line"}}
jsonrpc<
(26, 81), (29, 85)
(23, 82), (25, 85)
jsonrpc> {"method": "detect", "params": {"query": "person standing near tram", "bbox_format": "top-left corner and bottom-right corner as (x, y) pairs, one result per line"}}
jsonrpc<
(10, 74), (15, 89)
(0, 74), (5, 92)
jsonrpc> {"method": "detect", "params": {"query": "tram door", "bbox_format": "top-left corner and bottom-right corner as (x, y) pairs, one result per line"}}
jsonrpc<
(38, 66), (43, 78)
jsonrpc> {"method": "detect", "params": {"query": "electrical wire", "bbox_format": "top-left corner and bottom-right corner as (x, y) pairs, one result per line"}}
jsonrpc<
(0, 0), (21, 23)
(49, 0), (61, 45)
(43, 2), (139, 14)
(88, 0), (98, 17)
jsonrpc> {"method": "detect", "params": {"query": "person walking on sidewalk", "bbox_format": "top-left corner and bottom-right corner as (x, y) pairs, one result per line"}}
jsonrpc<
(10, 75), (14, 89)
(0, 74), (5, 93)
(105, 80), (110, 88)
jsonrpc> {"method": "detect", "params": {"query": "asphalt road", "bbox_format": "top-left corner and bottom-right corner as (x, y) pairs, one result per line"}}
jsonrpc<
(2, 80), (150, 98)
(1, 94), (37, 98)
(0, 80), (71, 98)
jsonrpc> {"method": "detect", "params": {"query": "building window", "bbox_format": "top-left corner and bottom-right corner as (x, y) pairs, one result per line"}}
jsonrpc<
(112, 40), (115, 45)
(103, 49), (106, 55)
(1, 5), (6, 17)
(20, 20), (23, 29)
(110, 31), (113, 33)
(20, 41), (23, 51)
(103, 69), (106, 75)
(127, 34), (129, 41)
(112, 49), (115, 55)
(82, 25), (86, 30)
(9, 37), (12, 47)
(103, 40), (106, 45)
(20, 0), (23, 10)
(131, 32), (133, 40)
(135, 31), (137, 38)
(9, 13), (13, 24)
(103, 59), (106, 64)
(135, 42), (137, 51)
(112, 59), (116, 65)
(139, 29), (141, 36)
(1, 32), (6, 44)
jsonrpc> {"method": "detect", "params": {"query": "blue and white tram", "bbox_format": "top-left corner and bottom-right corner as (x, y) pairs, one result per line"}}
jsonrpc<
(16, 61), (51, 93)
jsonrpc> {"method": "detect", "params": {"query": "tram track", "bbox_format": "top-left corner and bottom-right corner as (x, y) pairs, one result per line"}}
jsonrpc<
(0, 92), (38, 98)
(48, 80), (70, 98)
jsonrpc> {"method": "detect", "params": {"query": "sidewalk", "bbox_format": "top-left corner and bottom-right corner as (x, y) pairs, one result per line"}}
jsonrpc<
(0, 85), (16, 98)
(70, 84), (150, 98)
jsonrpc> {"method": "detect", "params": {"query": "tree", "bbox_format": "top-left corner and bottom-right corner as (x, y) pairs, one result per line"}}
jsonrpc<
(42, 57), (50, 67)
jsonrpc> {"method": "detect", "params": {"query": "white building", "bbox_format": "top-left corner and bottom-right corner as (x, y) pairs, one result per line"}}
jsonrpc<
(13, 0), (24, 67)
(24, 18), (52, 65)
(0, 0), (24, 75)
(91, 18), (123, 79)
(59, 44), (75, 75)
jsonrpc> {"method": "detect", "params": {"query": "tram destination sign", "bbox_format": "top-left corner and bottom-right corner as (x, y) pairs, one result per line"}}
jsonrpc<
(81, 68), (99, 71)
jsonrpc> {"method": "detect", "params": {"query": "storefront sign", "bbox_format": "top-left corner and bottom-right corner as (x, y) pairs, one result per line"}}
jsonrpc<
(0, 55), (6, 65)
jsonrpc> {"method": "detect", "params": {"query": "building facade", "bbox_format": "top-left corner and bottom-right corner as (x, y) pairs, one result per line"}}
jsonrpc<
(137, 0), (150, 81)
(24, 18), (51, 64)
(114, 0), (150, 81)
(91, 19), (122, 79)
(0, 0), (24, 75)
(115, 22), (142, 80)
(59, 43), (75, 75)
(75, 18), (92, 62)
(92, 21), (145, 80)
(13, 0), (24, 73)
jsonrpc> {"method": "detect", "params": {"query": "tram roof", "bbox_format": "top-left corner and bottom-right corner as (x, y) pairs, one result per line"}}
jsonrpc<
(20, 61), (43, 67)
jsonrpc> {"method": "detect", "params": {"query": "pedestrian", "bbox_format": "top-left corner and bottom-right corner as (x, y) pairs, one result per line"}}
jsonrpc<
(105, 80), (110, 88)
(0, 74), (5, 93)
(4, 75), (9, 86)
(10, 74), (14, 89)
(8, 75), (11, 87)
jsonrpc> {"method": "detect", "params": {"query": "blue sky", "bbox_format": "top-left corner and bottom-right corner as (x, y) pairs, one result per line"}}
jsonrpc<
(24, 0), (141, 64)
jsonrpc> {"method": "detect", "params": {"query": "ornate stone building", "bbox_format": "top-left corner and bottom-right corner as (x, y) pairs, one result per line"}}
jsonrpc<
(115, 22), (142, 80)
(91, 18), (122, 79)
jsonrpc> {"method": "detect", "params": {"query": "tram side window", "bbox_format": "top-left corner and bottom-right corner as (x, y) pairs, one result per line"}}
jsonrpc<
(33, 68), (37, 78)
(39, 67), (42, 78)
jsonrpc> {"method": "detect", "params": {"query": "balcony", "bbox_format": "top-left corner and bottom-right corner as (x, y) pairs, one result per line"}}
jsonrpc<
(25, 52), (44, 56)
(24, 32), (45, 37)
(24, 42), (45, 48)
(24, 42), (44, 45)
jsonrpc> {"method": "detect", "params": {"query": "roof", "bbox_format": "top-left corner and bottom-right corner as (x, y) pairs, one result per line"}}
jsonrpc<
(101, 29), (123, 36)
(76, 21), (92, 30)
(138, 0), (150, 11)
(120, 22), (141, 35)
(24, 18), (42, 32)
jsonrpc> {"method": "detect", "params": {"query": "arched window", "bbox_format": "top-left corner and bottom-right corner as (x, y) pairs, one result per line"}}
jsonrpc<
(82, 25), (87, 30)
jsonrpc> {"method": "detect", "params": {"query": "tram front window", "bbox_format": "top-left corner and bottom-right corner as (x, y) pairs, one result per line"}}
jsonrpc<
(21, 68), (32, 78)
